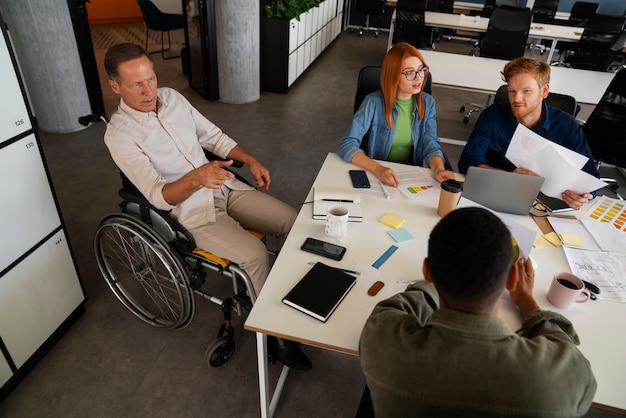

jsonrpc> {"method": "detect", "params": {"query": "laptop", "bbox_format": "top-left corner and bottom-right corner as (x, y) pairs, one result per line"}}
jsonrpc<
(461, 167), (545, 215)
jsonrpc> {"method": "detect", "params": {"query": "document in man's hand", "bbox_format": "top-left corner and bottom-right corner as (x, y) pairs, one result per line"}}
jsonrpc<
(282, 262), (357, 322)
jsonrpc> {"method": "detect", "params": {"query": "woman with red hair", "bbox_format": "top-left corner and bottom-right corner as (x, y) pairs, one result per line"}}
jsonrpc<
(338, 42), (454, 187)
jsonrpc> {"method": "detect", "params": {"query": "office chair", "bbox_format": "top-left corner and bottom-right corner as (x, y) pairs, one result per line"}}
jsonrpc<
(529, 0), (559, 54)
(353, 0), (386, 37)
(392, 0), (428, 48)
(353, 66), (453, 171)
(136, 0), (185, 60)
(493, 84), (580, 116)
(461, 6), (532, 123)
(559, 14), (626, 72)
(480, 0), (518, 18)
(566, 1), (599, 27)
(581, 68), (626, 199)
(426, 0), (456, 47)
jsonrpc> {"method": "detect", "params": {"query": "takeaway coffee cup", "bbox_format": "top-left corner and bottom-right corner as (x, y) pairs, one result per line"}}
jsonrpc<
(547, 272), (591, 309)
(325, 205), (349, 239)
(437, 179), (463, 217)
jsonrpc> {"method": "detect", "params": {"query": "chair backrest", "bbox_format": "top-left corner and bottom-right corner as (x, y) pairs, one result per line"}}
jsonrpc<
(582, 69), (626, 169)
(566, 14), (626, 71)
(567, 1), (599, 27)
(480, 6), (532, 60)
(532, 0), (559, 24)
(353, 0), (386, 17)
(392, 0), (428, 48)
(136, 0), (184, 31)
(494, 84), (579, 116)
(354, 66), (432, 113)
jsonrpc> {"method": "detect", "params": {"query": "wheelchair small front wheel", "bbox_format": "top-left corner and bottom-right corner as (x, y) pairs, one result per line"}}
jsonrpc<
(205, 336), (237, 367)
(94, 213), (195, 329)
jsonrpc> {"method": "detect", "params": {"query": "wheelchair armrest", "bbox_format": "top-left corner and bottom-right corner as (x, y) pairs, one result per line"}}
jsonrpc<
(204, 149), (243, 168)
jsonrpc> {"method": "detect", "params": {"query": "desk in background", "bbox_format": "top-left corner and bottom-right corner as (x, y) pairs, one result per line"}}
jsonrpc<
(419, 49), (614, 105)
(244, 152), (626, 417)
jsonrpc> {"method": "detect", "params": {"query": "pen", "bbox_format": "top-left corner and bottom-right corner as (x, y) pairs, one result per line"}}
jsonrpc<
(381, 184), (391, 199)
(322, 199), (354, 202)
(307, 262), (360, 275)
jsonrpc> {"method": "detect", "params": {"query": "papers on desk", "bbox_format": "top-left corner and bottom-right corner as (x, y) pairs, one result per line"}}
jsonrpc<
(563, 246), (626, 303)
(505, 124), (606, 198)
(361, 169), (440, 202)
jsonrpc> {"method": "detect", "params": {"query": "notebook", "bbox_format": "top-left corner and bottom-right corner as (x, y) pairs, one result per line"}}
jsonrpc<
(312, 186), (363, 222)
(282, 262), (357, 322)
(536, 191), (576, 213)
(461, 167), (545, 215)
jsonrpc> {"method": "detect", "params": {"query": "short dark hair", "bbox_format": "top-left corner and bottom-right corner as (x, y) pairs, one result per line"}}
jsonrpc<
(427, 207), (513, 303)
(104, 43), (151, 82)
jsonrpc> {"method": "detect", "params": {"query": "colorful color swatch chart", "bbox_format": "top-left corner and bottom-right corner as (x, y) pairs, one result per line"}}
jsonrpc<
(396, 170), (440, 201)
(585, 196), (626, 233)
(405, 184), (434, 194)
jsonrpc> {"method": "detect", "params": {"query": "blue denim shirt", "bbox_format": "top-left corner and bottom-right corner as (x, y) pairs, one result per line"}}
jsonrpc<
(337, 90), (444, 167)
(458, 101), (600, 179)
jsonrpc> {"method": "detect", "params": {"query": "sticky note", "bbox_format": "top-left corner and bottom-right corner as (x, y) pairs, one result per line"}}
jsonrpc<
(388, 227), (414, 243)
(543, 232), (562, 247)
(379, 213), (406, 229)
(533, 234), (553, 248)
(559, 233), (583, 247)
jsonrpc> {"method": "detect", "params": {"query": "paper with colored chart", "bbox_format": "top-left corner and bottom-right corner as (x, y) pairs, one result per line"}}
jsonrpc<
(580, 196), (626, 254)
(396, 170), (440, 201)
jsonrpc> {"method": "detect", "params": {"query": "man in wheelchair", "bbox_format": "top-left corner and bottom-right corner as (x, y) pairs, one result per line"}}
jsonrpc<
(102, 43), (311, 370)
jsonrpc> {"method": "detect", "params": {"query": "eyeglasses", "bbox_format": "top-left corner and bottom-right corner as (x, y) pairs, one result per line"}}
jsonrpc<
(401, 66), (429, 81)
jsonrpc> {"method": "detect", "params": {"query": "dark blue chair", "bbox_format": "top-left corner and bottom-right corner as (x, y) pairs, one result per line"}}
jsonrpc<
(136, 0), (184, 60)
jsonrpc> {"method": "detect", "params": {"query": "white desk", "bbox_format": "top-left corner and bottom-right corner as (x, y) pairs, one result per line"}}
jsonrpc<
(245, 153), (626, 417)
(419, 49), (615, 105)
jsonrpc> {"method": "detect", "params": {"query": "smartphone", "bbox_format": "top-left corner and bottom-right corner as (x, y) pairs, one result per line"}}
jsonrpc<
(301, 237), (346, 261)
(349, 170), (371, 188)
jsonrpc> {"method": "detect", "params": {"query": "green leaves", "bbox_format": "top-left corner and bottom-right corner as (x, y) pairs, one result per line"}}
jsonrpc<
(262, 0), (322, 20)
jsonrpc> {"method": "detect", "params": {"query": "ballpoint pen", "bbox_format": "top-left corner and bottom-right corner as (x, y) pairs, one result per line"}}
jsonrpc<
(308, 262), (360, 275)
(381, 183), (391, 199)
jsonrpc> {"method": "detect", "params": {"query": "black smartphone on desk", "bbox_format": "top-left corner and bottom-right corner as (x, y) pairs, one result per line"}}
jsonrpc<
(301, 237), (346, 261)
(349, 170), (371, 188)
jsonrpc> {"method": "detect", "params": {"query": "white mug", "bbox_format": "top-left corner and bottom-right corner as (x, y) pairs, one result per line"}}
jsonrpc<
(547, 272), (591, 309)
(325, 205), (348, 240)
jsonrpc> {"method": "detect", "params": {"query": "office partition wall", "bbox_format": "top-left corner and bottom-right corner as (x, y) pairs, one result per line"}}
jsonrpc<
(0, 12), (85, 399)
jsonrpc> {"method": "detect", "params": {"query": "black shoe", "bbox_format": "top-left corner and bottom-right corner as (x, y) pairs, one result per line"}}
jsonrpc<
(268, 337), (312, 371)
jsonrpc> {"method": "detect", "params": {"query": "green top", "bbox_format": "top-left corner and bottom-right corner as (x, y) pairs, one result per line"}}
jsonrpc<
(387, 97), (414, 164)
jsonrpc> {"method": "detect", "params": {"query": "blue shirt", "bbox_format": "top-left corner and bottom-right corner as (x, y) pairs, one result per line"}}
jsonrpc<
(458, 101), (600, 180)
(337, 90), (444, 167)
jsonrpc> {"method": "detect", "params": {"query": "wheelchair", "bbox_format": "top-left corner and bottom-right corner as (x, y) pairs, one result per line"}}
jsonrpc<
(93, 162), (262, 368)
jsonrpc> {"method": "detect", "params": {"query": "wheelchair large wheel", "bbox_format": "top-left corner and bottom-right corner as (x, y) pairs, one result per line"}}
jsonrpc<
(94, 213), (195, 328)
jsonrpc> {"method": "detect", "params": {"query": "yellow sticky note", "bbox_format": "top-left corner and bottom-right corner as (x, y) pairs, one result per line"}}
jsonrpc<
(379, 213), (406, 229)
(533, 234), (553, 248)
(559, 233), (583, 247)
(543, 232), (562, 247)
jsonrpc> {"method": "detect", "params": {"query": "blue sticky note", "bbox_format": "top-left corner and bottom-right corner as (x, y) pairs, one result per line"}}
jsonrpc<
(387, 227), (414, 243)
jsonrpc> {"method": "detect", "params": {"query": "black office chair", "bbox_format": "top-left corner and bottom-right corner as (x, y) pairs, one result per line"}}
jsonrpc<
(493, 84), (580, 116)
(136, 0), (185, 60)
(353, 0), (386, 37)
(480, 0), (518, 18)
(567, 1), (599, 27)
(392, 0), (428, 48)
(560, 14), (626, 71)
(426, 0), (456, 47)
(529, 0), (559, 54)
(479, 6), (532, 60)
(353, 66), (452, 171)
(461, 6), (532, 123)
(581, 68), (626, 199)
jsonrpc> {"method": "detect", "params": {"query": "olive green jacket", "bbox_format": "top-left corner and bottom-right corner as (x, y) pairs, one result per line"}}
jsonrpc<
(359, 281), (597, 418)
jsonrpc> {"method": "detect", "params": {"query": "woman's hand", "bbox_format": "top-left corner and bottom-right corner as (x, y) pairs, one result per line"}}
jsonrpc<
(434, 169), (455, 183)
(373, 165), (399, 187)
